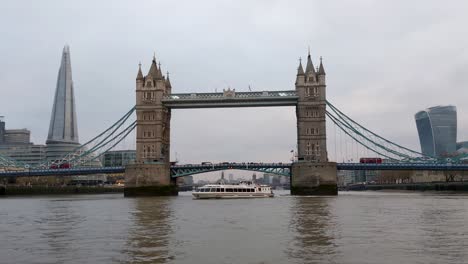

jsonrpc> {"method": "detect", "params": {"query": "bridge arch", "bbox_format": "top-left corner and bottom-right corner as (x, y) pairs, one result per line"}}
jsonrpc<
(170, 163), (291, 178)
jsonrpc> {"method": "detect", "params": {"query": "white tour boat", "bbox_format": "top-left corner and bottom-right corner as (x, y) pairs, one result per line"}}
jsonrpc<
(192, 181), (274, 199)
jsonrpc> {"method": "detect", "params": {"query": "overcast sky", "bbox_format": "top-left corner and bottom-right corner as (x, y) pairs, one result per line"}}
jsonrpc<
(1, 0), (467, 167)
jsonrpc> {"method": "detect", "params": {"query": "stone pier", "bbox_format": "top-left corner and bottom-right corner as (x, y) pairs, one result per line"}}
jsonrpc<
(291, 162), (337, 195)
(124, 163), (177, 196)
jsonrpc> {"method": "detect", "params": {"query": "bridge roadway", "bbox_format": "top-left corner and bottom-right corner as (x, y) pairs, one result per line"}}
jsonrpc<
(1, 162), (468, 178)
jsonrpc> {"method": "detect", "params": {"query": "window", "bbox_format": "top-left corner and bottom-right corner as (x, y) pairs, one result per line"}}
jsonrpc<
(221, 188), (225, 192)
(306, 127), (319, 135)
(306, 141), (312, 155)
(216, 188), (221, 192)
(312, 87), (319, 97)
(143, 92), (155, 101)
(305, 87), (319, 97)
(315, 143), (321, 156)
(226, 188), (233, 192)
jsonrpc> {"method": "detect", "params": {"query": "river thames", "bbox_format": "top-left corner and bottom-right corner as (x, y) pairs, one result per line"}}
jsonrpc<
(1, 191), (467, 264)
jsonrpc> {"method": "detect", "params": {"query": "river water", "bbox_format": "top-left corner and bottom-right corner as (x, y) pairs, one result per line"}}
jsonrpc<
(1, 191), (467, 264)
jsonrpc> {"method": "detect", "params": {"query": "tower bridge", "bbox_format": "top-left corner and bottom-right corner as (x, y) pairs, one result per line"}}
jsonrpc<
(124, 52), (335, 196)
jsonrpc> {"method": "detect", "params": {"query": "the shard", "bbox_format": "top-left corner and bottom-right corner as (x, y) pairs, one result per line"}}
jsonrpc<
(46, 45), (81, 161)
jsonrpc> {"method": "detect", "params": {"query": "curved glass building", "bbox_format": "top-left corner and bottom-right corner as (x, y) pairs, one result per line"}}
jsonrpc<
(415, 106), (457, 157)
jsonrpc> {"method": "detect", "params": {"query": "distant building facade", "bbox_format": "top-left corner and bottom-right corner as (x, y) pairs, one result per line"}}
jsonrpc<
(457, 141), (468, 154)
(0, 117), (46, 167)
(415, 105), (457, 157)
(102, 150), (136, 167)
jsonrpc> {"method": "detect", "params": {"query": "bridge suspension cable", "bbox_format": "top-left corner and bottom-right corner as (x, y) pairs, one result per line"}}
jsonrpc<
(36, 106), (137, 169)
(0, 153), (29, 169)
(326, 100), (436, 162)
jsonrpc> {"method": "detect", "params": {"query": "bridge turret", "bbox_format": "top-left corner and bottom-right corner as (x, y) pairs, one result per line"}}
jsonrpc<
(146, 56), (159, 80)
(295, 59), (305, 85)
(304, 52), (317, 83)
(317, 57), (326, 85)
(165, 71), (172, 94)
(136, 63), (144, 91)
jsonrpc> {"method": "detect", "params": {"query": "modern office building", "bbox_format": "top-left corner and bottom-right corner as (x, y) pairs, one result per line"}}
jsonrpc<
(415, 105), (457, 157)
(102, 150), (136, 167)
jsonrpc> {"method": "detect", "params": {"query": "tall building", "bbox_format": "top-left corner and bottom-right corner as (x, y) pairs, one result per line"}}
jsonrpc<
(46, 45), (81, 161)
(415, 105), (457, 157)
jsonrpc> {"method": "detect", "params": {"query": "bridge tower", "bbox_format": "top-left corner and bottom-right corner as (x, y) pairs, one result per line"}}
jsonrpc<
(124, 56), (177, 196)
(291, 52), (337, 195)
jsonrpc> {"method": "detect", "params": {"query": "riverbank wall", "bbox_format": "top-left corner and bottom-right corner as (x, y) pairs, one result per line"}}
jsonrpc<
(346, 182), (468, 192)
(0, 185), (124, 196)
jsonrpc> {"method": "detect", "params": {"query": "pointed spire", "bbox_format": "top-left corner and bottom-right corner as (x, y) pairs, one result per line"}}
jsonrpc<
(47, 45), (79, 144)
(305, 52), (315, 74)
(136, 62), (143, 80)
(166, 71), (172, 88)
(297, 57), (305, 75)
(318, 56), (326, 75)
(157, 62), (163, 79)
(147, 55), (159, 78)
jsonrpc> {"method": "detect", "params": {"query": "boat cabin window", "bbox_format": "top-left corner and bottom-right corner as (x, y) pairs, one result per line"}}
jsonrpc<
(210, 188), (216, 192)
(226, 188), (233, 192)
(216, 188), (221, 192)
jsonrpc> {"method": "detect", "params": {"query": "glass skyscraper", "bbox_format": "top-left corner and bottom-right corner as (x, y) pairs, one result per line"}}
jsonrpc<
(415, 105), (457, 157)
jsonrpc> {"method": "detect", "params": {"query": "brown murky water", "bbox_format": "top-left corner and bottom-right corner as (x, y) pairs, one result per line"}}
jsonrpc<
(1, 191), (467, 264)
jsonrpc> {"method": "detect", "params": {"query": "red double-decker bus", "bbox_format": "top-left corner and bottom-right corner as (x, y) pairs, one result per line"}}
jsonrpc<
(359, 157), (382, 164)
(49, 161), (71, 169)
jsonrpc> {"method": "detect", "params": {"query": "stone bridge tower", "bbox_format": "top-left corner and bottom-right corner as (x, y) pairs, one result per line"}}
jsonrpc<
(124, 56), (177, 196)
(291, 52), (337, 195)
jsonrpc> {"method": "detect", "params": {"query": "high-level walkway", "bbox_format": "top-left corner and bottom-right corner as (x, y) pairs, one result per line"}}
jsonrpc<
(162, 90), (298, 108)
